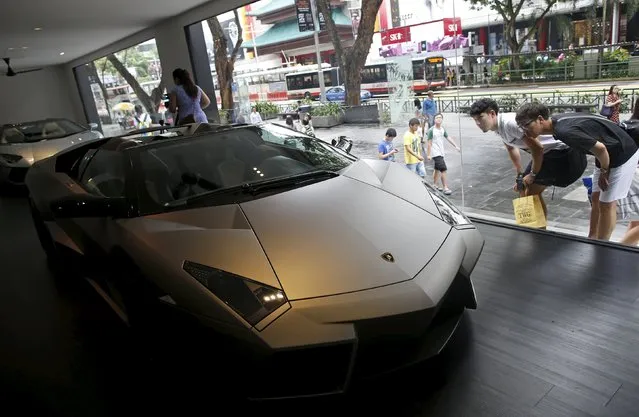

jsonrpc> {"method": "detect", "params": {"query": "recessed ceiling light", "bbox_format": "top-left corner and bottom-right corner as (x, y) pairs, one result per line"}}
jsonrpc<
(34, 27), (43, 31)
(8, 47), (14, 51)
(59, 52), (65, 56)
(21, 46), (28, 50)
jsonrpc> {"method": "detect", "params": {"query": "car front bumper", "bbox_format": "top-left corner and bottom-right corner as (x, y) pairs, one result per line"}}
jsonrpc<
(242, 226), (484, 399)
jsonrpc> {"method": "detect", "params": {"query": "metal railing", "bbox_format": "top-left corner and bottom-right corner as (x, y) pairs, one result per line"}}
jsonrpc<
(458, 42), (639, 87)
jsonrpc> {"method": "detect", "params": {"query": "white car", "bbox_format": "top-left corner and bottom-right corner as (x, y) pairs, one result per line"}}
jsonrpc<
(0, 118), (103, 185)
(26, 122), (483, 398)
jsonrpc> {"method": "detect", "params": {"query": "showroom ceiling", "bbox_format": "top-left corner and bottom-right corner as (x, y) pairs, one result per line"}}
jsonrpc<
(0, 0), (251, 70)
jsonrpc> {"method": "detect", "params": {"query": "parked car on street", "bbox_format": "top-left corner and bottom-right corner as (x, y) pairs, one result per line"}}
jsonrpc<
(325, 86), (372, 102)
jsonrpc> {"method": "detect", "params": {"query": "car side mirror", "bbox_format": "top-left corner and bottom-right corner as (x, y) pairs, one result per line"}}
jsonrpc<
(332, 136), (353, 154)
(89, 123), (99, 131)
(50, 194), (130, 219)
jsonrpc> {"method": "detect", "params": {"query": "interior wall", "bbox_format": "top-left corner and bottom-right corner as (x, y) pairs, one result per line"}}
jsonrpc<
(0, 66), (76, 125)
(63, 0), (252, 124)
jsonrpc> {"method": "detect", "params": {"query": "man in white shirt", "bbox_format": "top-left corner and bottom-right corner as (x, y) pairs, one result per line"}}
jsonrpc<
(470, 98), (587, 219)
(249, 106), (263, 124)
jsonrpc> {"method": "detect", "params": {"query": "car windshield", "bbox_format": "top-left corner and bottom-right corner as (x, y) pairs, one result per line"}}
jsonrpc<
(135, 124), (356, 213)
(0, 119), (86, 144)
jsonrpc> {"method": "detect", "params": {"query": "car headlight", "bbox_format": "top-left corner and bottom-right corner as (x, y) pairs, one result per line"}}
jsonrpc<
(183, 261), (288, 326)
(423, 182), (471, 226)
(0, 154), (22, 164)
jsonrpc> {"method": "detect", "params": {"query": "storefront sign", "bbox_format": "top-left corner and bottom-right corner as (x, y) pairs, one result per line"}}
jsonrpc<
(296, 0), (314, 32)
(381, 26), (411, 46)
(317, 10), (326, 31)
(443, 17), (462, 37)
(295, 0), (326, 32)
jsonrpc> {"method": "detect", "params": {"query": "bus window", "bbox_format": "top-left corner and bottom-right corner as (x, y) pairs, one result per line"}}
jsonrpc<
(412, 60), (425, 80)
(362, 64), (387, 84)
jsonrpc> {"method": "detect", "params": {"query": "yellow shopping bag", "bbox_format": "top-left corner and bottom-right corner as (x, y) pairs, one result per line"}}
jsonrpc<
(513, 194), (547, 229)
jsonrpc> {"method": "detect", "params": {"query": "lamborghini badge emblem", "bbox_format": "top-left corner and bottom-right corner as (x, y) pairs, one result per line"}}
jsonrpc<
(381, 252), (395, 263)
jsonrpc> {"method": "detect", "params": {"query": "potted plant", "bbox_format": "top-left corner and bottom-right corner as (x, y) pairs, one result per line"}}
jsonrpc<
(343, 102), (380, 124)
(254, 101), (279, 120)
(310, 102), (344, 128)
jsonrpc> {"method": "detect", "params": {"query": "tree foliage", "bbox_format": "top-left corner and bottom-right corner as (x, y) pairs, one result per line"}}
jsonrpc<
(92, 44), (164, 116)
(464, 0), (568, 69)
(317, 0), (384, 106)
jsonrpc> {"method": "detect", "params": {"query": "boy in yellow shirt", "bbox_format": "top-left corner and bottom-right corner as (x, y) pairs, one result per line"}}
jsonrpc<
(404, 118), (425, 177)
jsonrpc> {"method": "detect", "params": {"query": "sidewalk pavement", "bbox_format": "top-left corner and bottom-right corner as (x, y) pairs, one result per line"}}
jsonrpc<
(313, 112), (634, 242)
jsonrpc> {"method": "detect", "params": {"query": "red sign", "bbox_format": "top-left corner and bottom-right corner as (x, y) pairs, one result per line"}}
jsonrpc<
(443, 17), (462, 36)
(381, 27), (411, 46)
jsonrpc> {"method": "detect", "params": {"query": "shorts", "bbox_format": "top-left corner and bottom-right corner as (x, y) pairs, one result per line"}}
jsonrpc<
(406, 161), (426, 177)
(433, 156), (447, 172)
(523, 148), (587, 187)
(592, 149), (639, 203)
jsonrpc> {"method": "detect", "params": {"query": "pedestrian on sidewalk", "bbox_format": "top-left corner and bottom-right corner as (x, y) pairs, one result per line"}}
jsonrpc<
(515, 103), (639, 241)
(378, 128), (398, 162)
(422, 91), (437, 129)
(404, 118), (425, 178)
(426, 113), (460, 195)
(470, 98), (588, 220)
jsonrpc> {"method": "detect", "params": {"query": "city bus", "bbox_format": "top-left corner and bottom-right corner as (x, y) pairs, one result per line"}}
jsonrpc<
(284, 56), (447, 99)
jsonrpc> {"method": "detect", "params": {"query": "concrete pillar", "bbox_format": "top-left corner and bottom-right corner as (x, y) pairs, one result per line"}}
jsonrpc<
(72, 64), (102, 132)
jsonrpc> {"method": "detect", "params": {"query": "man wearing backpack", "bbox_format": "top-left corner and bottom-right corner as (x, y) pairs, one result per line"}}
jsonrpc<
(516, 103), (639, 241)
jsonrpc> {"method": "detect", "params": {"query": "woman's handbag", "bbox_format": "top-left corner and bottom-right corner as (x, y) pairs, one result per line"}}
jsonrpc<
(600, 104), (613, 118)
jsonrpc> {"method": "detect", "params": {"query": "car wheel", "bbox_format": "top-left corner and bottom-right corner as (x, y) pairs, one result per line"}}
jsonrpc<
(29, 198), (63, 272)
(304, 91), (311, 99)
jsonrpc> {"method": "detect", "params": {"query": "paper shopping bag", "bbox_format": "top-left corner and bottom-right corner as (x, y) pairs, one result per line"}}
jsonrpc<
(513, 195), (547, 229)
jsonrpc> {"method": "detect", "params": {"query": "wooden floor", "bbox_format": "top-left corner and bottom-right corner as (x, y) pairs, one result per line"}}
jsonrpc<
(1, 192), (639, 417)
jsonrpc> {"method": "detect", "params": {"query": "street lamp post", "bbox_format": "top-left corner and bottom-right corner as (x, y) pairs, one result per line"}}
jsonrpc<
(310, 0), (326, 102)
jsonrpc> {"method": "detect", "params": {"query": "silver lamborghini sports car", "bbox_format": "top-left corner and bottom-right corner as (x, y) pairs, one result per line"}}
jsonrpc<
(0, 118), (103, 185)
(26, 122), (484, 398)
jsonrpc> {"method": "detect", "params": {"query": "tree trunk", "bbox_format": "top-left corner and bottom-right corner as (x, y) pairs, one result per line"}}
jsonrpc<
(106, 54), (155, 115)
(87, 62), (112, 123)
(317, 0), (383, 106)
(344, 62), (362, 105)
(207, 13), (243, 122)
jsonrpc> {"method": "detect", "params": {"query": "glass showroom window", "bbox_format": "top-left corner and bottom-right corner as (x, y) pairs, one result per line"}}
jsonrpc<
(79, 38), (166, 137)
(185, 0), (283, 124)
(425, 0), (638, 246)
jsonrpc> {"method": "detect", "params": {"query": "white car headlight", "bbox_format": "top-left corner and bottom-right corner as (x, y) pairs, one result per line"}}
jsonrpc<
(423, 182), (471, 227)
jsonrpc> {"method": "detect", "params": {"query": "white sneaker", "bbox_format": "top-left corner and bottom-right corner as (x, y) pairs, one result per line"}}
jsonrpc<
(443, 188), (452, 195)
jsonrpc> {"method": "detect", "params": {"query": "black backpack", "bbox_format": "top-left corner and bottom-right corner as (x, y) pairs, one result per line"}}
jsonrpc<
(620, 119), (639, 147)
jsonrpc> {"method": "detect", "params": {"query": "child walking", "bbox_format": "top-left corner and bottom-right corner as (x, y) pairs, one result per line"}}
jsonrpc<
(426, 113), (460, 195)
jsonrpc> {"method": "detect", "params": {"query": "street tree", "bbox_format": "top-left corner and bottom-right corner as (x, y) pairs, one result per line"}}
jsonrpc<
(464, 0), (568, 70)
(316, 0), (384, 106)
(207, 11), (243, 120)
(106, 54), (157, 115)
(86, 61), (112, 123)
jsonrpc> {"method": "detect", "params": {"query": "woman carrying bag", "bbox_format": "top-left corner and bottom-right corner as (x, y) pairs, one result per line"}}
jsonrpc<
(601, 84), (622, 123)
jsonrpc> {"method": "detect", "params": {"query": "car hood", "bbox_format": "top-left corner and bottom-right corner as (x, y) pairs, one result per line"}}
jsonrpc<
(0, 131), (103, 165)
(240, 160), (451, 300)
(123, 161), (450, 301)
